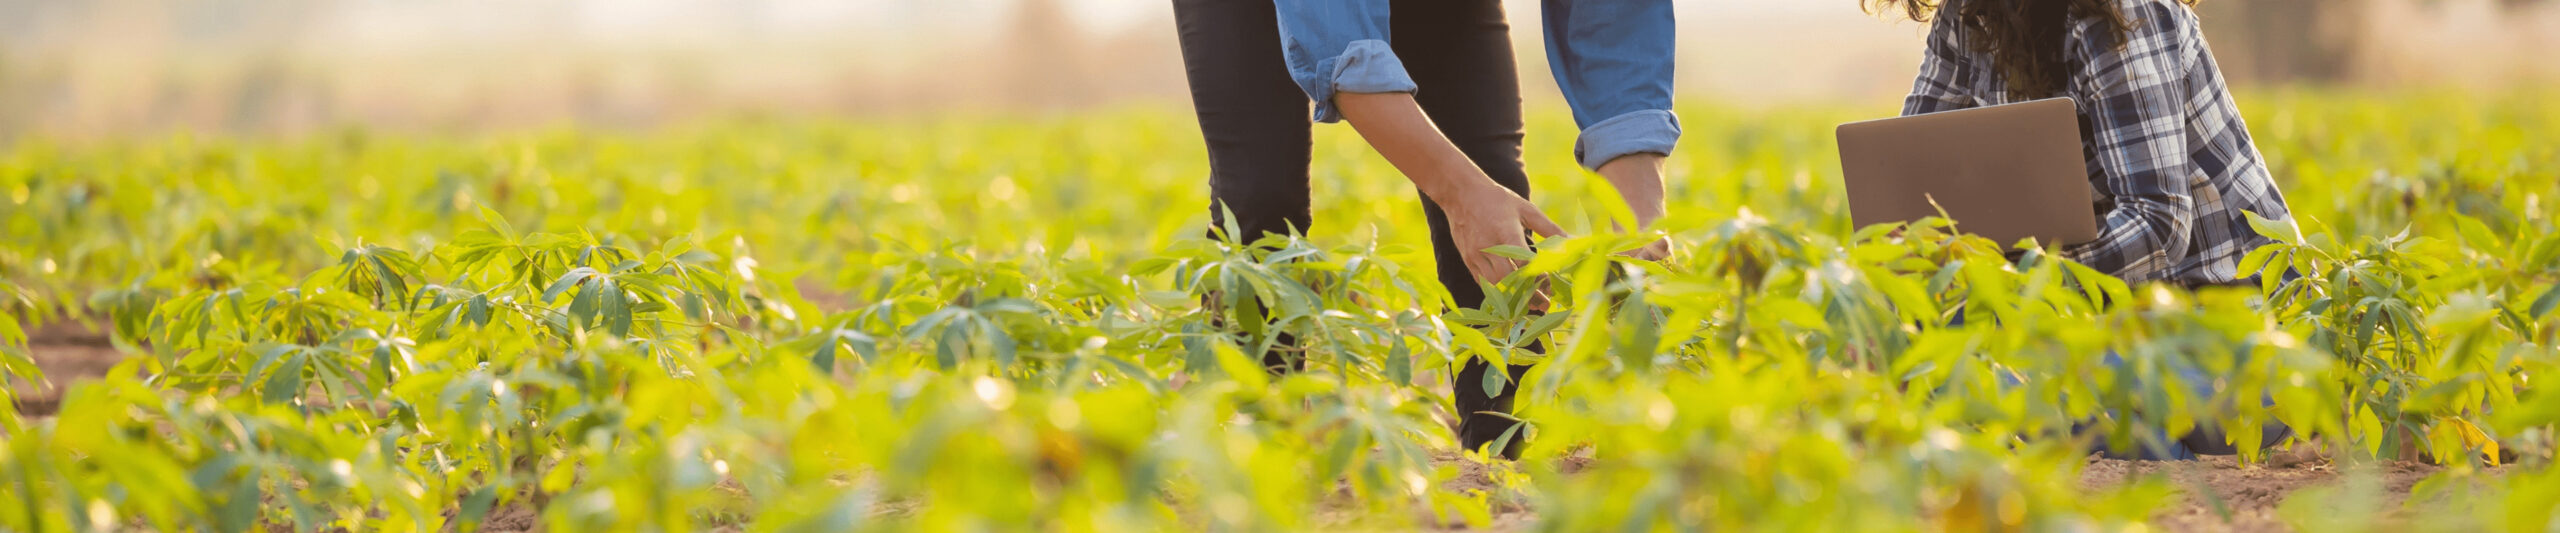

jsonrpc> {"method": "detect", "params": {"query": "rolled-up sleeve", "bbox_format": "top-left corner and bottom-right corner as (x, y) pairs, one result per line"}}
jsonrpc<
(1543, 0), (1680, 170)
(1275, 0), (1415, 123)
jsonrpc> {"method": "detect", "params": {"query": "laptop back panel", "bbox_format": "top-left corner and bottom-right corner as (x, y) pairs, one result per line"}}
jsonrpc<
(1835, 97), (2100, 248)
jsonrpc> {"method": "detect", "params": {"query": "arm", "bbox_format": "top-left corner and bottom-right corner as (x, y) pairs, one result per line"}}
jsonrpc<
(1273, 1), (1564, 283)
(1542, 0), (1679, 257)
(2058, 7), (2203, 282)
(1338, 92), (1566, 285)
(1595, 154), (1669, 259)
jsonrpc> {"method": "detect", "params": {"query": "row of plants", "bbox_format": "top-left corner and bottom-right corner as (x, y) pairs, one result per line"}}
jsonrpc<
(0, 90), (2553, 530)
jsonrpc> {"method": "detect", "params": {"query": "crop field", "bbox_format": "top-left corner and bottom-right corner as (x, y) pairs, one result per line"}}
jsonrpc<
(1, 90), (2556, 531)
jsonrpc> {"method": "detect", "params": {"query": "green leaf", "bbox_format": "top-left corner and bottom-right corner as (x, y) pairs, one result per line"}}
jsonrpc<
(571, 277), (604, 330)
(1212, 340), (1269, 389)
(456, 488), (499, 532)
(1869, 270), (1938, 322)
(981, 319), (1017, 367)
(1266, 246), (1322, 264)
(841, 330), (880, 365)
(2245, 211), (2304, 246)
(1385, 337), (1413, 385)
(938, 321), (968, 369)
(1217, 202), (1246, 245)
(541, 269), (592, 303)
(213, 474), (261, 532)
(2452, 214), (2505, 253)
(251, 342), (296, 381)
(812, 337), (838, 374)
(2353, 406), (2385, 456)
(476, 205), (517, 239)
(1520, 311), (1573, 341)
(1231, 290), (1268, 338)
(2237, 244), (2282, 279)
(1763, 298), (1830, 332)
(1487, 415), (1527, 457)
(1478, 280), (1514, 320)
(2532, 284), (2560, 319)
(1449, 325), (1501, 365)
(1483, 245), (1536, 262)
(904, 308), (965, 339)
(1181, 323), (1215, 374)
(262, 351), (306, 403)
(2357, 300), (2385, 351)
(1927, 260), (1965, 295)
(467, 294), (493, 326)
(1612, 291), (1660, 369)
(0, 310), (25, 353)
(1445, 308), (1501, 327)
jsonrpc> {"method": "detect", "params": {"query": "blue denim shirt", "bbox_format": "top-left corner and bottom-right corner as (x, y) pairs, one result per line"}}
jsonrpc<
(1276, 0), (1681, 169)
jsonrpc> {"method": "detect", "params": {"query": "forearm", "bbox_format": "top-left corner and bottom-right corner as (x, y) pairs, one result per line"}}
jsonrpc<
(1337, 92), (1565, 283)
(2063, 200), (2193, 280)
(1335, 92), (1505, 203)
(1595, 153), (1666, 227)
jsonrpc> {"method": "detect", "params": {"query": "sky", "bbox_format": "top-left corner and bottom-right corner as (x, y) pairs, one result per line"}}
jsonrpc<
(0, 0), (2550, 135)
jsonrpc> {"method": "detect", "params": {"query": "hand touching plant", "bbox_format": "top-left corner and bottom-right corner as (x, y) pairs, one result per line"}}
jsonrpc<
(1597, 153), (1671, 261)
(1336, 91), (1568, 284)
(1440, 182), (1568, 285)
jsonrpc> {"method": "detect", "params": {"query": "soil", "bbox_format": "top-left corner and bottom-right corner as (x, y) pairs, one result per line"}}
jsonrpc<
(2079, 452), (2497, 532)
(1312, 450), (1551, 532)
(1398, 445), (2490, 532)
(301, 449), (2484, 533)
(468, 502), (542, 533)
(12, 321), (131, 417)
(794, 277), (856, 314)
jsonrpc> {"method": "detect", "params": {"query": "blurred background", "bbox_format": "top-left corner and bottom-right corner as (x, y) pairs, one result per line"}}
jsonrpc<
(0, 0), (2552, 139)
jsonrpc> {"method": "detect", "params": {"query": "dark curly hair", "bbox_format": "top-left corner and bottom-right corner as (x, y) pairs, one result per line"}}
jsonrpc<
(1865, 0), (2200, 99)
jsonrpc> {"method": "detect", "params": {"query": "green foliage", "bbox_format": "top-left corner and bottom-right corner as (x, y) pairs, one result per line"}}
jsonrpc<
(0, 90), (2553, 530)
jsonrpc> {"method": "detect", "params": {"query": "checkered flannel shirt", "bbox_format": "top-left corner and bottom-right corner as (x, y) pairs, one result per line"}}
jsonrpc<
(1901, 0), (2292, 286)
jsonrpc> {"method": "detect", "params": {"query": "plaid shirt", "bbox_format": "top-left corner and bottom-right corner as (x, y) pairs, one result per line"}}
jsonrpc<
(1902, 0), (2291, 286)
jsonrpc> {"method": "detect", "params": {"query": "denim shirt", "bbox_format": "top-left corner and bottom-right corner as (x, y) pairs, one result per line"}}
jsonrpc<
(1276, 0), (1681, 170)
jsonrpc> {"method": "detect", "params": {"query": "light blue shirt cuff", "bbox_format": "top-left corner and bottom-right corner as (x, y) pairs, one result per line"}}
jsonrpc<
(1309, 39), (1418, 124)
(1574, 110), (1681, 169)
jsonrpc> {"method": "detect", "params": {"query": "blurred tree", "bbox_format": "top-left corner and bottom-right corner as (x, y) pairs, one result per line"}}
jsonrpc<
(2200, 0), (2550, 85)
(213, 0), (326, 133)
(2198, 0), (2367, 84)
(1007, 0), (1089, 110)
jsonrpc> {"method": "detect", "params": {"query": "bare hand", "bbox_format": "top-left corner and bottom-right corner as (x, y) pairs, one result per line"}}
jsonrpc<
(1623, 235), (1672, 262)
(1597, 154), (1671, 261)
(1443, 184), (1567, 284)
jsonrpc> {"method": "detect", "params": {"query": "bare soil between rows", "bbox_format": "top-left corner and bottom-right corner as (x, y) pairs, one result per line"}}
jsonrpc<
(12, 321), (127, 417)
(2078, 454), (2481, 532)
(1407, 452), (2476, 533)
(14, 323), (2493, 531)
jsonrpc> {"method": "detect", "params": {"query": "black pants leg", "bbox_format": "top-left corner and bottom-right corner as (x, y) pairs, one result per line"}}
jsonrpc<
(1172, 0), (1313, 372)
(1391, 0), (1539, 459)
(1173, 0), (1312, 245)
(1170, 0), (1537, 458)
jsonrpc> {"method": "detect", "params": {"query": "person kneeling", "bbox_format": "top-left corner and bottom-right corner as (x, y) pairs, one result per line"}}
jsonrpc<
(1869, 0), (2297, 458)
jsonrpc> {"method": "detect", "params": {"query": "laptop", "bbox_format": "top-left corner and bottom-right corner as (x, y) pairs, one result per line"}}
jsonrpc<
(1835, 97), (2100, 248)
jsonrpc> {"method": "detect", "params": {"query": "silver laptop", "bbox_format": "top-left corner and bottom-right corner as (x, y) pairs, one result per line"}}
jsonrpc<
(1835, 97), (2100, 248)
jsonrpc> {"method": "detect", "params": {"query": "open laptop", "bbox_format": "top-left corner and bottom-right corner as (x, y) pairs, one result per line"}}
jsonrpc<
(1835, 97), (2099, 248)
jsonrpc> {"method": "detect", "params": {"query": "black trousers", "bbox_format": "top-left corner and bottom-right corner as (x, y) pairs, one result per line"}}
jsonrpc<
(1172, 0), (1536, 457)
